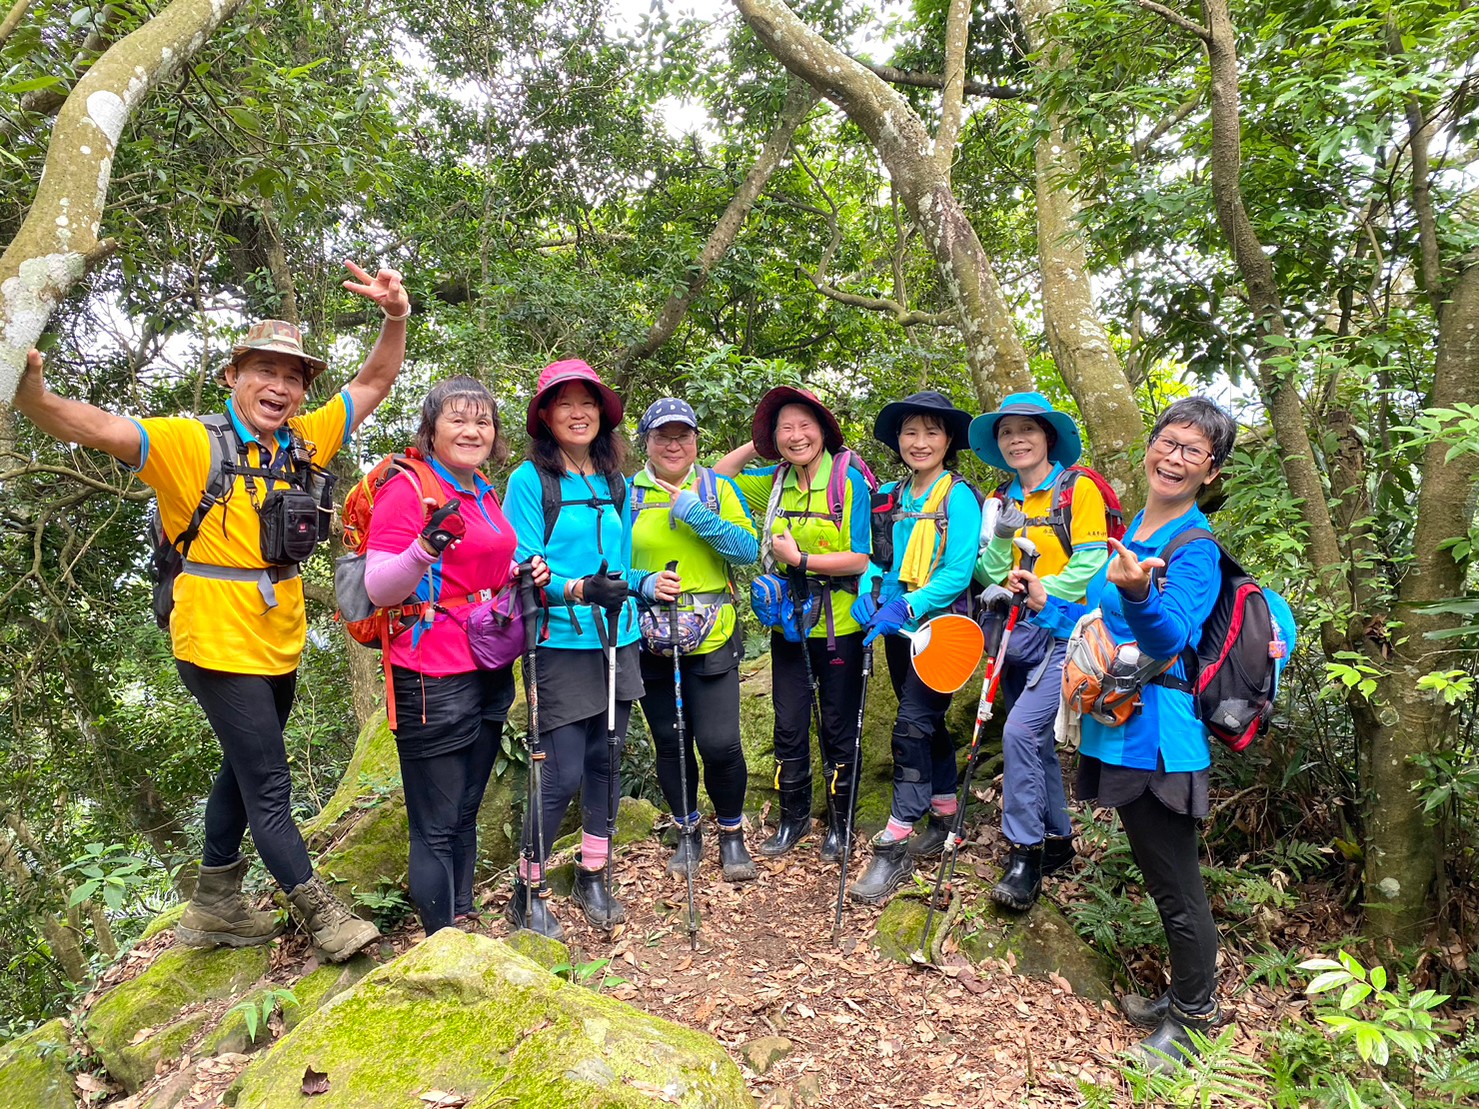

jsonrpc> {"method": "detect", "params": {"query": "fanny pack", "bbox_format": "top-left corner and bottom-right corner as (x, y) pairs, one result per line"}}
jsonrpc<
(639, 592), (728, 656)
(1061, 613), (1181, 727)
(459, 583), (526, 671)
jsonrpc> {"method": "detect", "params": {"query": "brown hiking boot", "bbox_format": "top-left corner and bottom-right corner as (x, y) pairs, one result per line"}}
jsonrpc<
(176, 858), (283, 949)
(287, 875), (380, 962)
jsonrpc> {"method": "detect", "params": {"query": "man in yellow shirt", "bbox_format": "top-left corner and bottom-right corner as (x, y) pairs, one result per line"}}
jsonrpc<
(13, 262), (408, 961)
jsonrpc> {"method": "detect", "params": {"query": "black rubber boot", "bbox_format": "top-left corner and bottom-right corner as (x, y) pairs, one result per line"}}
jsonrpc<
(1042, 834), (1077, 876)
(848, 837), (915, 905)
(759, 761), (812, 857)
(989, 843), (1043, 912)
(571, 861), (626, 929)
(667, 825), (703, 877)
(907, 814), (953, 859)
(1131, 1001), (1222, 1073)
(504, 879), (563, 940)
(1118, 991), (1170, 1028)
(819, 767), (855, 864)
(718, 827), (757, 882)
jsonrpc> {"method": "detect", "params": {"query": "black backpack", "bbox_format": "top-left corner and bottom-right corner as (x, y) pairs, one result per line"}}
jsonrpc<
(537, 468), (627, 545)
(1158, 528), (1291, 752)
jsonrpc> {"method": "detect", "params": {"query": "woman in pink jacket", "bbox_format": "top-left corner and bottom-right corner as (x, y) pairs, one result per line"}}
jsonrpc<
(364, 376), (546, 934)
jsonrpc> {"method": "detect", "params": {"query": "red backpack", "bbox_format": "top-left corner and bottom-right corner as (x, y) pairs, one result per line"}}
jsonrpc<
(994, 464), (1126, 552)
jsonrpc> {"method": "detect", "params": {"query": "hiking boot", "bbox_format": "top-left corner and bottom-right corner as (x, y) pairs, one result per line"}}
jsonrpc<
(1042, 834), (1077, 876)
(718, 828), (758, 882)
(286, 875), (380, 962)
(819, 768), (856, 864)
(505, 880), (563, 940)
(1119, 990), (1170, 1029)
(907, 814), (953, 858)
(989, 843), (1043, 912)
(667, 825), (703, 877)
(848, 838), (914, 905)
(571, 865), (626, 929)
(176, 858), (283, 949)
(1131, 1001), (1222, 1073)
(760, 766), (813, 857)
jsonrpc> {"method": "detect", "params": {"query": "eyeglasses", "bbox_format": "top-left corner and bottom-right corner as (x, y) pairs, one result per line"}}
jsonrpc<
(1148, 433), (1212, 466)
(650, 430), (696, 446)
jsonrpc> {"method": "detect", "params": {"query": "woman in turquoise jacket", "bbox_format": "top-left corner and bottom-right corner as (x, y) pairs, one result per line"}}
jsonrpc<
(502, 360), (678, 936)
(1011, 397), (1236, 1071)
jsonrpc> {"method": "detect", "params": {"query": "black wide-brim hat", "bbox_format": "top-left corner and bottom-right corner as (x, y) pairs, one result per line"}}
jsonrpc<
(873, 390), (972, 455)
(752, 385), (844, 461)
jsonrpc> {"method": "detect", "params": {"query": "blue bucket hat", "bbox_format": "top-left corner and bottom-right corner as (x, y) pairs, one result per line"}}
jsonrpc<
(968, 391), (1083, 472)
(638, 397), (698, 437)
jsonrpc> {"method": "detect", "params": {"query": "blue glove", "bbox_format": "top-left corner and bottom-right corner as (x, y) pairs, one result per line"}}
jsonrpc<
(850, 591), (880, 625)
(670, 489), (702, 523)
(863, 597), (912, 645)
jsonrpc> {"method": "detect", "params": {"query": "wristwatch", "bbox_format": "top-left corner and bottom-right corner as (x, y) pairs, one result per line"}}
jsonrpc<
(798, 552), (809, 574)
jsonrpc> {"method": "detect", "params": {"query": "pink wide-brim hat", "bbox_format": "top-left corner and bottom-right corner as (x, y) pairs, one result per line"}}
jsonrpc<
(525, 359), (625, 437)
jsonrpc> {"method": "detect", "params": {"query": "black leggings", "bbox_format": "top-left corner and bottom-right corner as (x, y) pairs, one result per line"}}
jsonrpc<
(770, 631), (864, 776)
(1118, 789), (1219, 1011)
(177, 661), (314, 892)
(528, 705), (633, 864)
(398, 720), (500, 933)
(639, 658), (747, 823)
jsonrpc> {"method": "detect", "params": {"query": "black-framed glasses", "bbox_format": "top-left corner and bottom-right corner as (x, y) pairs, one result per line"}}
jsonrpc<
(1148, 433), (1212, 466)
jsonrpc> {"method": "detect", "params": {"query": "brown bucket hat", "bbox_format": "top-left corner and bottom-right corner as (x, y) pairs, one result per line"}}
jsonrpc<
(222, 320), (329, 384)
(751, 385), (844, 461)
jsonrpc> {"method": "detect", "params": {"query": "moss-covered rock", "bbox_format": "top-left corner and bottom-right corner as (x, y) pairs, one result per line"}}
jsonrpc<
(871, 887), (1114, 1001)
(283, 958), (375, 1032)
(86, 945), (269, 1092)
(503, 929), (569, 970)
(139, 903), (188, 943)
(229, 929), (751, 1109)
(0, 1018), (74, 1109)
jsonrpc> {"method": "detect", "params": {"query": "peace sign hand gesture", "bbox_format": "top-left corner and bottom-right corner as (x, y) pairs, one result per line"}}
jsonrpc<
(1106, 537), (1165, 602)
(342, 259), (410, 319)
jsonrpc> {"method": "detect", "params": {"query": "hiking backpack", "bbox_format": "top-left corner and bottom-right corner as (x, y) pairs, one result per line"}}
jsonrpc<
(1157, 528), (1296, 752)
(869, 474), (985, 573)
(149, 415), (329, 629)
(538, 468), (627, 544)
(993, 464), (1126, 553)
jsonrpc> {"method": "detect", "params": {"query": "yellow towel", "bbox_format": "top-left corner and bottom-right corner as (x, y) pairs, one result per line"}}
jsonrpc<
(898, 475), (953, 588)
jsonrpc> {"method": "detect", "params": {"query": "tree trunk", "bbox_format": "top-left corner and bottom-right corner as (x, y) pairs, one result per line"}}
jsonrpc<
(615, 76), (818, 384)
(732, 0), (1033, 406)
(0, 824), (89, 983)
(0, 0), (33, 51)
(1017, 0), (1145, 507)
(0, 0), (249, 402)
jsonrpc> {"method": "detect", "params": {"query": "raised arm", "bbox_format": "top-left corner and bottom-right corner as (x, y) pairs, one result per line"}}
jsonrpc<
(12, 349), (142, 467)
(340, 260), (411, 431)
(713, 439), (760, 477)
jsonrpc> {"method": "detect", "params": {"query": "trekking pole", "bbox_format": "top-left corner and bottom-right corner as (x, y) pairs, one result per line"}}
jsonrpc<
(602, 595), (622, 932)
(833, 577), (882, 945)
(913, 537), (1040, 962)
(516, 559), (546, 929)
(666, 560), (700, 951)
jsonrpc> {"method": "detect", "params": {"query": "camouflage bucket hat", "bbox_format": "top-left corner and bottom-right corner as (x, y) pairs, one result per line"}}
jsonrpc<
(222, 319), (328, 383)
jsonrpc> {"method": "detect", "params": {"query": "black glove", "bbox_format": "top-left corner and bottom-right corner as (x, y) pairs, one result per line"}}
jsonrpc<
(581, 559), (629, 612)
(421, 501), (465, 553)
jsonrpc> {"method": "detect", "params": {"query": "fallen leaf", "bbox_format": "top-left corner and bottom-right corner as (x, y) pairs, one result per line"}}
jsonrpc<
(74, 1072), (109, 1094)
(417, 1090), (467, 1108)
(795, 1002), (815, 1019)
(626, 1077), (682, 1103)
(128, 1026), (155, 1045)
(302, 1065), (330, 1096)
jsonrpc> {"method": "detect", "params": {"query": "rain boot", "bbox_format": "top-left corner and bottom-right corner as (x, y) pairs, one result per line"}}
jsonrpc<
(667, 823), (703, 877)
(1131, 1001), (1222, 1073)
(989, 843), (1043, 912)
(759, 761), (812, 857)
(819, 766), (856, 864)
(505, 879), (563, 940)
(907, 814), (953, 859)
(1118, 991), (1170, 1028)
(286, 875), (381, 962)
(571, 857), (626, 929)
(848, 837), (914, 904)
(176, 858), (283, 949)
(718, 827), (757, 882)
(1042, 834), (1077, 876)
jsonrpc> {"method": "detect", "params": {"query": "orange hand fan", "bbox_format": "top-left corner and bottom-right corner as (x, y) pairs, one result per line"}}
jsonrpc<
(908, 614), (986, 693)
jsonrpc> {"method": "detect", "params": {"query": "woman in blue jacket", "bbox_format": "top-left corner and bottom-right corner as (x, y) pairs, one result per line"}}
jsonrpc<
(1010, 397), (1236, 1071)
(502, 360), (678, 936)
(847, 391), (981, 904)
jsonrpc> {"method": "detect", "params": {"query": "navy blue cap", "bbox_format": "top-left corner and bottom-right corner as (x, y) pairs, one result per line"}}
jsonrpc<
(638, 397), (698, 436)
